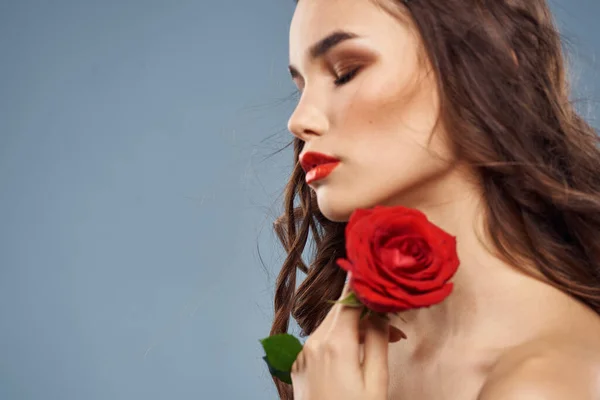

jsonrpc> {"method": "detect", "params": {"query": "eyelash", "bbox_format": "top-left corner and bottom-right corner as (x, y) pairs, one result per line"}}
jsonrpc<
(334, 67), (360, 86)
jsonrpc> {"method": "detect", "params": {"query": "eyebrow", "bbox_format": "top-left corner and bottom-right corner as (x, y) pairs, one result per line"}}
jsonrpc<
(288, 30), (360, 79)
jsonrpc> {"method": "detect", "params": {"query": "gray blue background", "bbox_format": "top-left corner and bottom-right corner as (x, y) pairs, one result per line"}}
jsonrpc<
(0, 1), (598, 399)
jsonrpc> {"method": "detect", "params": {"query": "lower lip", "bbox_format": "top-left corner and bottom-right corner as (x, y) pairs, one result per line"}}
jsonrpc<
(305, 162), (340, 184)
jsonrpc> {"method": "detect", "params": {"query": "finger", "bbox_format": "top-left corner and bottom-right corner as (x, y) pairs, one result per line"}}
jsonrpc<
(362, 315), (390, 390)
(310, 272), (353, 341)
(290, 351), (306, 393)
(359, 319), (406, 344)
(295, 350), (305, 372)
(328, 273), (362, 341)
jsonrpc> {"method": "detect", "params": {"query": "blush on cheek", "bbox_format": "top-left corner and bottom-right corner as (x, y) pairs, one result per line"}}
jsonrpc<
(358, 74), (424, 125)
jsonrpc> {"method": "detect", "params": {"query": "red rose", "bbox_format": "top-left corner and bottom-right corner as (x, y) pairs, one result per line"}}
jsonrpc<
(336, 205), (459, 314)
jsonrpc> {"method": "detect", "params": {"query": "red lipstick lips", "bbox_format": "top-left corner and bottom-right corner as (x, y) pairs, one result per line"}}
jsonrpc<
(300, 151), (340, 184)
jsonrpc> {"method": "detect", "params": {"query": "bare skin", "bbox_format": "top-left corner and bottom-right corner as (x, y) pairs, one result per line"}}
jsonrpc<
(386, 260), (600, 399)
(288, 0), (600, 398)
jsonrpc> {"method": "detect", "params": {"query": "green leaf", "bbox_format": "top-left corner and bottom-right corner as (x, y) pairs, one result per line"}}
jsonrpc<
(259, 334), (303, 382)
(359, 307), (371, 320)
(262, 356), (292, 385)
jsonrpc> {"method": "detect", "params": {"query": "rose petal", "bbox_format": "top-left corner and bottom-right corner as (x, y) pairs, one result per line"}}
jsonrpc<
(385, 282), (454, 308)
(342, 205), (460, 312)
(352, 278), (412, 313)
(336, 258), (354, 273)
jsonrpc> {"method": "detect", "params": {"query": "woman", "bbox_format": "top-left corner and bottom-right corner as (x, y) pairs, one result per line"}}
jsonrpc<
(269, 0), (600, 398)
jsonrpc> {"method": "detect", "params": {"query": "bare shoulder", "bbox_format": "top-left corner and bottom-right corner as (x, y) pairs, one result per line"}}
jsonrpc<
(477, 334), (600, 400)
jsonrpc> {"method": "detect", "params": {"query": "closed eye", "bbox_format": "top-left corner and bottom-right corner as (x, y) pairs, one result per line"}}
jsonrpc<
(334, 67), (360, 86)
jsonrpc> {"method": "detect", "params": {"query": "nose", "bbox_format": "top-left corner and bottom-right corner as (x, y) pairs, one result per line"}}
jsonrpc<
(287, 94), (329, 141)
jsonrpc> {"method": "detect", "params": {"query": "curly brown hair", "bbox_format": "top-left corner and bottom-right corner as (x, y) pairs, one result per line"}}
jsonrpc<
(269, 0), (600, 398)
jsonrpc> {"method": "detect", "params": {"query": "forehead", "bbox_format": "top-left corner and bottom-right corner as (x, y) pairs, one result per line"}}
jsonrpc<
(289, 0), (400, 58)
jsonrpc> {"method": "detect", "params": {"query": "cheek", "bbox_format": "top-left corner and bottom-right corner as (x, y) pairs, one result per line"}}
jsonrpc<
(345, 66), (440, 143)
(317, 58), (454, 217)
(313, 138), (452, 222)
(333, 84), (453, 207)
(355, 144), (448, 186)
(343, 89), (447, 164)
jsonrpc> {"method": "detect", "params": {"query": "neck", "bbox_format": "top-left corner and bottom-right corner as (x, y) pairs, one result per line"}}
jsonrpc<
(387, 165), (555, 361)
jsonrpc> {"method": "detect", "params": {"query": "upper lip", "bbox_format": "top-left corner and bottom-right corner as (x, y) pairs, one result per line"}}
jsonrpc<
(299, 151), (340, 173)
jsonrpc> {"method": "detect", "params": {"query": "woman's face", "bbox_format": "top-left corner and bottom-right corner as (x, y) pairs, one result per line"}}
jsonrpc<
(288, 0), (458, 222)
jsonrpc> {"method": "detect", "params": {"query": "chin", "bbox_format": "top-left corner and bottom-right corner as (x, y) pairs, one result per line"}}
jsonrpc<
(314, 181), (425, 222)
(314, 189), (379, 223)
(313, 191), (351, 222)
(319, 207), (351, 223)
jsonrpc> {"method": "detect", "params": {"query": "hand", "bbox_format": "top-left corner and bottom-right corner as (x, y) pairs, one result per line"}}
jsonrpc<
(290, 274), (403, 400)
